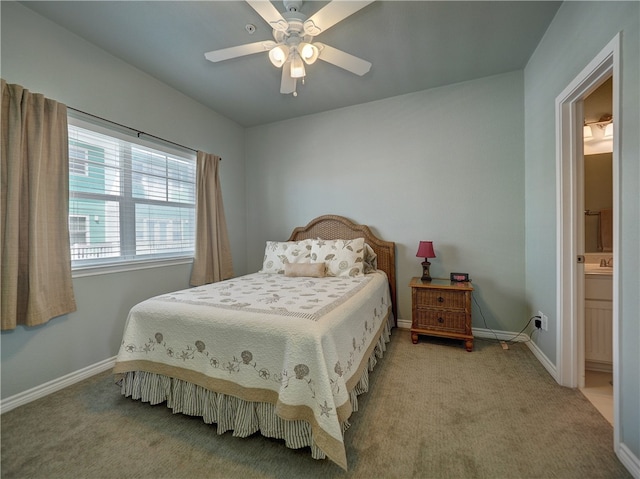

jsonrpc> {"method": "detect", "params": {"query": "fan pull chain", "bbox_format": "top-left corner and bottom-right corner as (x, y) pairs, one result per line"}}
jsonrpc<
(293, 77), (306, 97)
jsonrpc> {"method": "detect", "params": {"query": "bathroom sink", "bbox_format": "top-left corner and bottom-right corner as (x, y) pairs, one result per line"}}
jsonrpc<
(585, 264), (613, 275)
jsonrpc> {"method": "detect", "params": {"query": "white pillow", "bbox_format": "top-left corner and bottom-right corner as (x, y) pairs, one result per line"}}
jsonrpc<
(260, 240), (312, 274)
(310, 238), (365, 277)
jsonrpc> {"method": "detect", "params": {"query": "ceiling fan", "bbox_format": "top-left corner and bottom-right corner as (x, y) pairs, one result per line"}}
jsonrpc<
(204, 0), (373, 96)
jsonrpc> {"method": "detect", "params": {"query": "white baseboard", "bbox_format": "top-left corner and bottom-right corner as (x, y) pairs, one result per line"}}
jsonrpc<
(397, 318), (411, 329)
(617, 442), (640, 479)
(0, 356), (116, 414)
(397, 321), (532, 344)
(472, 327), (530, 343)
(523, 337), (558, 381)
(585, 360), (613, 374)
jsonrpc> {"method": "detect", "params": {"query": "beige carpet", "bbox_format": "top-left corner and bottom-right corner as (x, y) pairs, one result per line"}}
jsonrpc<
(1, 329), (631, 479)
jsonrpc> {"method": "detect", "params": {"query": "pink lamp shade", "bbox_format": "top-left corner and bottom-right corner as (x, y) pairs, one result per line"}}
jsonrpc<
(416, 241), (435, 281)
(416, 241), (436, 259)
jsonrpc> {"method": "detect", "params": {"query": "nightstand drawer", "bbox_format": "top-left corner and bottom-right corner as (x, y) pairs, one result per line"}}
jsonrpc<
(413, 309), (468, 333)
(413, 288), (466, 310)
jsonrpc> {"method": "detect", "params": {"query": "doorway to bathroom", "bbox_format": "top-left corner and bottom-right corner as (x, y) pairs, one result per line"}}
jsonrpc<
(580, 77), (614, 425)
(556, 33), (620, 443)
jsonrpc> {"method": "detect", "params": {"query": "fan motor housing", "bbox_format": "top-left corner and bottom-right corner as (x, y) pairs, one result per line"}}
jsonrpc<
(273, 10), (310, 46)
(283, 0), (303, 12)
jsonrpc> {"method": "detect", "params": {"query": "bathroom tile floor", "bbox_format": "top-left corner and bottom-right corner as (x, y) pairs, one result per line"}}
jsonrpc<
(581, 370), (613, 425)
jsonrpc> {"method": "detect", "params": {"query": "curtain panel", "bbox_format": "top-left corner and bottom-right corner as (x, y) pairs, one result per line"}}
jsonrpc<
(189, 151), (233, 286)
(1, 80), (76, 330)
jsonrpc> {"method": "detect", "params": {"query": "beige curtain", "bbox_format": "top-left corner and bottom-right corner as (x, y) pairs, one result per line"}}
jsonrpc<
(1, 80), (76, 330)
(190, 151), (233, 286)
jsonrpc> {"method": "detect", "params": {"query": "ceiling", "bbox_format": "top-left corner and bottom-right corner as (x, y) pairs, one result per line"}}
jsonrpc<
(21, 1), (561, 128)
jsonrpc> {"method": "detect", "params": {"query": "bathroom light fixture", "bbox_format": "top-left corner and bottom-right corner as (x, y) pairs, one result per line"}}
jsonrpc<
(416, 241), (436, 282)
(584, 114), (613, 141)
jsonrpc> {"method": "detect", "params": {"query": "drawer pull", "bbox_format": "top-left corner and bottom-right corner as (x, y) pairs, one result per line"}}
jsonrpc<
(438, 296), (444, 303)
(438, 317), (444, 323)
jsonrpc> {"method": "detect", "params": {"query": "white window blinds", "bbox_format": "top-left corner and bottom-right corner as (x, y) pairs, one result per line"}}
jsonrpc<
(68, 116), (196, 270)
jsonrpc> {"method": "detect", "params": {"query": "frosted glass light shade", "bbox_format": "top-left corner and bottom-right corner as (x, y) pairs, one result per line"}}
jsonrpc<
(269, 45), (289, 68)
(299, 42), (319, 64)
(290, 55), (306, 78)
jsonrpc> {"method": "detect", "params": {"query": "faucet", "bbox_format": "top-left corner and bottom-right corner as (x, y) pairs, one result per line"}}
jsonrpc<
(599, 258), (614, 267)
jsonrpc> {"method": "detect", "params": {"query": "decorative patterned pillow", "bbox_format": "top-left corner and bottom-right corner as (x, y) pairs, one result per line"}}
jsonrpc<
(363, 243), (378, 273)
(284, 262), (326, 278)
(310, 238), (365, 277)
(260, 240), (312, 274)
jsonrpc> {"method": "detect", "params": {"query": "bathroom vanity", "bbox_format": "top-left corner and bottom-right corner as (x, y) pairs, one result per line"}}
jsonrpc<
(584, 261), (613, 372)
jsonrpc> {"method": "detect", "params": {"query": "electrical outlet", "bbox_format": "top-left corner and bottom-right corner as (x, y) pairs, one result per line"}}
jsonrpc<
(537, 311), (549, 331)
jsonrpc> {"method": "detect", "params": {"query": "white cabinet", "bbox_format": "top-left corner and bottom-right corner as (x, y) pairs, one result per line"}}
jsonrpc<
(585, 274), (613, 372)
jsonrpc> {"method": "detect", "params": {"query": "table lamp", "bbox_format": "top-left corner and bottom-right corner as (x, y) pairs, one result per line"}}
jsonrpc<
(416, 241), (436, 281)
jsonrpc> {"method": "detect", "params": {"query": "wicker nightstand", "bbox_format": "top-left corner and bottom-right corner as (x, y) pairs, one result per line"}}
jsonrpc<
(409, 277), (474, 351)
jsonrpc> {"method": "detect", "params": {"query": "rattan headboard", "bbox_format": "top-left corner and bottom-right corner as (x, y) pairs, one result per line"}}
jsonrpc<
(288, 215), (397, 323)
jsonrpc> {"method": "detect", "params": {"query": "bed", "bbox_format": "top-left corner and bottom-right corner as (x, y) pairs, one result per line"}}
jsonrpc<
(113, 215), (396, 470)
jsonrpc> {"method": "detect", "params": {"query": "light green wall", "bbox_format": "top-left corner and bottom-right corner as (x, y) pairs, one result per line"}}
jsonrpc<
(524, 0), (639, 462)
(0, 2), (247, 398)
(2, 0), (638, 472)
(246, 71), (527, 333)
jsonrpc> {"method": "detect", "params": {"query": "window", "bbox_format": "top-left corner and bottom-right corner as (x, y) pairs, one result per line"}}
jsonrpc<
(69, 145), (89, 176)
(69, 215), (89, 247)
(68, 117), (196, 270)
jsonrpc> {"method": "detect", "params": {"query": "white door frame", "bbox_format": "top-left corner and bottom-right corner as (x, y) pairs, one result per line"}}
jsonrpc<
(556, 33), (620, 445)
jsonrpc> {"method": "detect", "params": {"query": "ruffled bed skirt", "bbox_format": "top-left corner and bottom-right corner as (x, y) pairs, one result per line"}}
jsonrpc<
(116, 316), (392, 463)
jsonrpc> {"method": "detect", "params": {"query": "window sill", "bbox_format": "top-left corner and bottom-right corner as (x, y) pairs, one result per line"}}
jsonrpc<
(72, 257), (193, 278)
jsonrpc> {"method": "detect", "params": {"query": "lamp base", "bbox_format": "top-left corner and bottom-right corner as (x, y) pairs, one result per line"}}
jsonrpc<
(421, 261), (432, 281)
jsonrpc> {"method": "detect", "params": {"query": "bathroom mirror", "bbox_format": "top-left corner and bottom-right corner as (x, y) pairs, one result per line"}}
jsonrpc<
(583, 78), (613, 254)
(584, 152), (613, 253)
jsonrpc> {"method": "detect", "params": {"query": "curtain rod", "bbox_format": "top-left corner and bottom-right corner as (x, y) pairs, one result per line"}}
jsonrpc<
(67, 106), (217, 159)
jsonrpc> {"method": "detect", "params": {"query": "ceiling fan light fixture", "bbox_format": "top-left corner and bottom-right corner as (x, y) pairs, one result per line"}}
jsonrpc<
(290, 54), (306, 78)
(205, 0), (375, 95)
(299, 42), (319, 64)
(269, 45), (289, 68)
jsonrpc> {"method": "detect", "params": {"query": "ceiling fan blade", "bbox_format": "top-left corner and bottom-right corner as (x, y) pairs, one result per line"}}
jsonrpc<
(304, 0), (374, 36)
(204, 41), (275, 63)
(316, 43), (371, 76)
(280, 61), (296, 94)
(246, 0), (288, 32)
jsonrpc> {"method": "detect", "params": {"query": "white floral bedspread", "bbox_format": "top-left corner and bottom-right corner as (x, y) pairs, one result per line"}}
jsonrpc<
(113, 271), (391, 469)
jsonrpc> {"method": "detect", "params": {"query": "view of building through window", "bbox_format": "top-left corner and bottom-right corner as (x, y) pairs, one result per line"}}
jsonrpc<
(68, 121), (196, 267)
